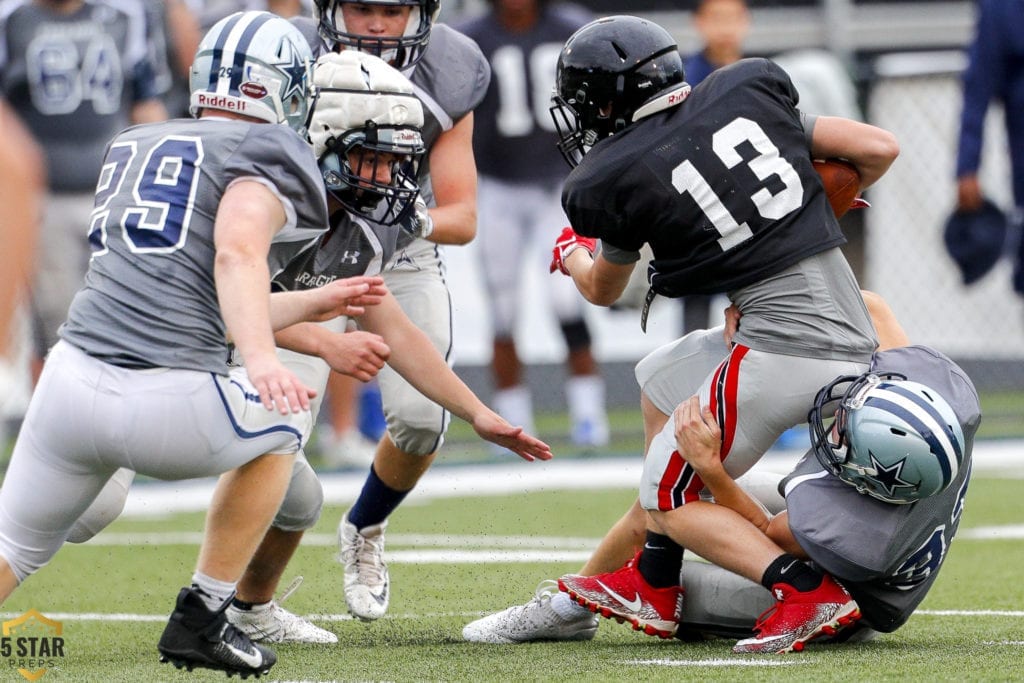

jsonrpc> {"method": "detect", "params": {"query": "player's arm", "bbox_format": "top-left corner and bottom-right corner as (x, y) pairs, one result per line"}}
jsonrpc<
(422, 113), (477, 245)
(359, 290), (553, 462)
(274, 322), (391, 382)
(552, 226), (635, 306)
(268, 277), (387, 331)
(809, 116), (899, 190)
(673, 396), (772, 533)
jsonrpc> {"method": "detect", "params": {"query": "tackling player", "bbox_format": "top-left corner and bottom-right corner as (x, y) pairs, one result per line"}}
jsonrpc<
(467, 14), (899, 650)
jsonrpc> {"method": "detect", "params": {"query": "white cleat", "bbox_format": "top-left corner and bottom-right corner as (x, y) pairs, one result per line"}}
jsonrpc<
(338, 513), (390, 621)
(462, 580), (599, 644)
(227, 600), (338, 644)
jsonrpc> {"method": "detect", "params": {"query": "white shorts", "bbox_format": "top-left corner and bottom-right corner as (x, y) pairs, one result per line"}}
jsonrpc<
(635, 332), (868, 511)
(477, 176), (586, 337)
(0, 340), (309, 580)
(379, 238), (453, 455)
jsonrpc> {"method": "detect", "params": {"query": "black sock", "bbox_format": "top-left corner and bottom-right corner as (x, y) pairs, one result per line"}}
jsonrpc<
(347, 464), (409, 530)
(761, 554), (824, 592)
(637, 531), (684, 588)
(230, 597), (255, 611)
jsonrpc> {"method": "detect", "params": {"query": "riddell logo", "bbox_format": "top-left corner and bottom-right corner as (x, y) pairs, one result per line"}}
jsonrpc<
(195, 94), (247, 112)
(668, 91), (686, 105)
(2, 610), (66, 681)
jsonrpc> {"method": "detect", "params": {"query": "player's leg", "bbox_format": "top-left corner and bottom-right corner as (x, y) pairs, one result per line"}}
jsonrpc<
(339, 244), (452, 621)
(477, 176), (535, 442)
(227, 345), (338, 643)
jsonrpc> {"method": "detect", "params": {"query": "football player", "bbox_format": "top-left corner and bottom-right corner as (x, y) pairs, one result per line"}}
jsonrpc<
(534, 14), (898, 650)
(223, 49), (552, 644)
(455, 0), (610, 452)
(465, 292), (978, 652)
(0, 12), (387, 677)
(274, 0), (494, 625)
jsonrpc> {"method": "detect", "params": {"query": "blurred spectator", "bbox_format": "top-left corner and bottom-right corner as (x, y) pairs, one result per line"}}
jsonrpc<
(145, 0), (202, 118)
(196, 0), (306, 30)
(0, 101), (43, 439)
(0, 0), (168, 378)
(679, 0), (749, 335)
(458, 0), (609, 449)
(954, 0), (1024, 294)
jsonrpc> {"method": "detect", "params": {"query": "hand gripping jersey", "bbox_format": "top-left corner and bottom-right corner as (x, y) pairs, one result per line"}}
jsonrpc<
(782, 345), (982, 632)
(60, 118), (328, 374)
(563, 58), (845, 298)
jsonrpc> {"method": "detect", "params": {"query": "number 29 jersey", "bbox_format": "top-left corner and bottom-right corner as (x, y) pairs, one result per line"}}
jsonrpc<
(563, 58), (844, 298)
(60, 118), (328, 374)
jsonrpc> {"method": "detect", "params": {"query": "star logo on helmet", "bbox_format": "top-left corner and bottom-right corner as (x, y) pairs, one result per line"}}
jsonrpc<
(278, 42), (308, 103)
(868, 451), (915, 497)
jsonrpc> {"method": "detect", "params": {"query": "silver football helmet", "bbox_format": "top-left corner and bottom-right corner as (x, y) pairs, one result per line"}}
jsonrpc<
(810, 372), (966, 504)
(189, 11), (314, 135)
(308, 51), (425, 224)
(313, 0), (440, 70)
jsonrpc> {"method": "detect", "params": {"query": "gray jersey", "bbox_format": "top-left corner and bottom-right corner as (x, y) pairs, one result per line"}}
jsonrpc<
(0, 0), (161, 191)
(782, 345), (981, 632)
(272, 209), (400, 291)
(61, 117), (327, 374)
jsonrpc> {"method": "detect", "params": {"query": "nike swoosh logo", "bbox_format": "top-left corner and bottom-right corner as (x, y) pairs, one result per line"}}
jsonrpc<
(595, 580), (643, 612)
(222, 636), (263, 669)
(779, 561), (798, 575)
(643, 543), (665, 551)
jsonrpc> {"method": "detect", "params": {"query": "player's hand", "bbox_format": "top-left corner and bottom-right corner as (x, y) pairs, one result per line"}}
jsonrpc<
(309, 276), (388, 321)
(244, 351), (316, 414)
(723, 304), (741, 346)
(550, 226), (597, 276)
(319, 329), (391, 382)
(473, 410), (553, 462)
(673, 396), (722, 475)
(400, 192), (434, 239)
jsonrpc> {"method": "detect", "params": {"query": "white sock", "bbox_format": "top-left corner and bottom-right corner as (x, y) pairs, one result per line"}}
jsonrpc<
(566, 375), (607, 425)
(492, 385), (535, 435)
(191, 572), (237, 612)
(550, 590), (590, 619)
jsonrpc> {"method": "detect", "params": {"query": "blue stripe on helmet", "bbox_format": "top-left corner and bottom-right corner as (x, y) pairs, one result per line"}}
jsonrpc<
(230, 13), (274, 94)
(881, 382), (964, 464)
(208, 12), (244, 90)
(863, 396), (954, 486)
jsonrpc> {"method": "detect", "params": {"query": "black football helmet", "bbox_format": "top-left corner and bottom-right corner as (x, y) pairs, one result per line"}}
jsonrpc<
(313, 0), (440, 70)
(550, 15), (688, 167)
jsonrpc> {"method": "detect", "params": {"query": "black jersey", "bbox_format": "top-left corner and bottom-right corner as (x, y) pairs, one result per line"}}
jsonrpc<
(563, 58), (845, 298)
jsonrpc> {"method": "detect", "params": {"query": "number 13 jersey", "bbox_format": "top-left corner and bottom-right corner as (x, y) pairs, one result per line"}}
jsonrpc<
(563, 57), (844, 299)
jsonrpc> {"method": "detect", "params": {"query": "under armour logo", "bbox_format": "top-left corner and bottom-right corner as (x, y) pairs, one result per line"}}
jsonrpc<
(340, 250), (360, 265)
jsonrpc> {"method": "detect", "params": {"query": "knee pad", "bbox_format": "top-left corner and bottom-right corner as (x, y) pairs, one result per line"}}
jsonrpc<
(559, 319), (592, 351)
(386, 396), (450, 456)
(272, 457), (323, 532)
(66, 468), (135, 544)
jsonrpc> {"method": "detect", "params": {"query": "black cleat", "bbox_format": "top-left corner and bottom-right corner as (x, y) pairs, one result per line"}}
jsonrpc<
(158, 587), (277, 678)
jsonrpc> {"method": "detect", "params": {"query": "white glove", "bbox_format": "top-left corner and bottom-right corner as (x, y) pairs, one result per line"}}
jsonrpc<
(403, 194), (434, 240)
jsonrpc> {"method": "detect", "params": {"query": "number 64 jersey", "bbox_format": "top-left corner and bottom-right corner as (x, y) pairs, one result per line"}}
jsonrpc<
(60, 118), (328, 374)
(564, 57), (843, 300)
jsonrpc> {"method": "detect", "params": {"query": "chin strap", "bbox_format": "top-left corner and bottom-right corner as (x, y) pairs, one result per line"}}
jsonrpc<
(632, 83), (692, 122)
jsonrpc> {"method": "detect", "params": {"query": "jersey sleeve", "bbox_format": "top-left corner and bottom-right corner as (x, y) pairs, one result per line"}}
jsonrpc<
(420, 24), (491, 121)
(222, 125), (328, 241)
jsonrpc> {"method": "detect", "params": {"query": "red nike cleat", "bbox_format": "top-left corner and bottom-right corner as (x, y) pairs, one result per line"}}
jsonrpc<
(733, 574), (862, 654)
(557, 552), (682, 638)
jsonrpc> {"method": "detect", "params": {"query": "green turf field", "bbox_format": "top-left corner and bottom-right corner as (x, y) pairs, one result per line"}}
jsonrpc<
(2, 465), (1022, 682)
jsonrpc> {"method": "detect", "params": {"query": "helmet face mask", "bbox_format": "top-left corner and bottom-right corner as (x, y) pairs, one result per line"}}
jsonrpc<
(189, 11), (314, 136)
(308, 52), (426, 224)
(313, 0), (441, 70)
(317, 119), (424, 224)
(809, 373), (966, 504)
(549, 15), (687, 168)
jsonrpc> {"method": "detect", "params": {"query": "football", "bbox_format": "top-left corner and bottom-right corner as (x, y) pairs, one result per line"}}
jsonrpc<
(813, 158), (862, 219)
